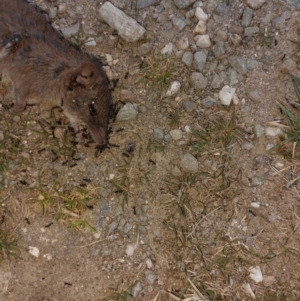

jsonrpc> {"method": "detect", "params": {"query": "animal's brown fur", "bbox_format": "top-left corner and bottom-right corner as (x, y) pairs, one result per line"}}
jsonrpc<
(0, 0), (111, 147)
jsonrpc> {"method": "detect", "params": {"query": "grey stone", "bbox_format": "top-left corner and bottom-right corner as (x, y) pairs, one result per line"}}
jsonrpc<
(181, 153), (198, 173)
(61, 23), (80, 38)
(49, 7), (58, 19)
(99, 2), (146, 42)
(136, 42), (154, 56)
(174, 0), (196, 9)
(248, 90), (260, 101)
(164, 134), (172, 141)
(176, 50), (184, 59)
(137, 0), (157, 9)
(215, 3), (230, 16)
(140, 215), (148, 223)
(244, 26), (259, 36)
(154, 128), (164, 142)
(107, 221), (118, 235)
(123, 222), (133, 234)
(254, 124), (265, 137)
(190, 72), (208, 90)
(182, 51), (193, 67)
(247, 58), (260, 70)
(87, 163), (100, 176)
(99, 201), (110, 227)
(117, 218), (126, 230)
(138, 225), (147, 233)
(132, 281), (143, 298)
(228, 68), (238, 85)
(279, 0), (300, 10)
(212, 41), (226, 57)
(116, 103), (138, 120)
(172, 16), (186, 31)
(171, 166), (183, 177)
(182, 100), (196, 112)
(242, 7), (253, 27)
(145, 269), (157, 285)
(202, 96), (216, 108)
(282, 10), (292, 19)
(211, 74), (221, 89)
(228, 55), (248, 75)
(242, 143), (254, 150)
(251, 177), (263, 186)
(193, 51), (207, 71)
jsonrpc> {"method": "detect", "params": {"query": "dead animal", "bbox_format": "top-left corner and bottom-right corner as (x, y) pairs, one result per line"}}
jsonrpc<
(0, 0), (111, 150)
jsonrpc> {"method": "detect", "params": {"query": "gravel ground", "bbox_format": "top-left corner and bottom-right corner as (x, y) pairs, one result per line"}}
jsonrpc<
(1, 0), (300, 300)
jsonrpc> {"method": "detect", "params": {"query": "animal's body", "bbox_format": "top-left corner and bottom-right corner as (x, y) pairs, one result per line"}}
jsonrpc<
(0, 0), (111, 148)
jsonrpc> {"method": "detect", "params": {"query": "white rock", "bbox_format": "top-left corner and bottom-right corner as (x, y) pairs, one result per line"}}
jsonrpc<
(99, 2), (146, 42)
(194, 35), (211, 48)
(232, 93), (239, 104)
(105, 53), (113, 63)
(242, 283), (256, 299)
(29, 246), (40, 258)
(250, 202), (260, 208)
(170, 129), (183, 140)
(219, 85), (236, 106)
(126, 243), (138, 256)
(195, 7), (208, 22)
(146, 258), (153, 269)
(102, 66), (114, 80)
(166, 81), (181, 96)
(265, 127), (283, 137)
(249, 266), (263, 283)
(185, 125), (191, 133)
(193, 20), (206, 35)
(43, 253), (53, 260)
(161, 42), (175, 55)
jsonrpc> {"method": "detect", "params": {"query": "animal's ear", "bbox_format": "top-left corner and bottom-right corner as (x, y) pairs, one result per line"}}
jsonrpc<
(75, 62), (97, 88)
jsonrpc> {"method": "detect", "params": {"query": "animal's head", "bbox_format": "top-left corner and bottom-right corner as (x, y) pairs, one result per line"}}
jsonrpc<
(62, 61), (111, 148)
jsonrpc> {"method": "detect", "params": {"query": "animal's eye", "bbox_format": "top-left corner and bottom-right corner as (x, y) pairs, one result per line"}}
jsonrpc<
(89, 102), (97, 116)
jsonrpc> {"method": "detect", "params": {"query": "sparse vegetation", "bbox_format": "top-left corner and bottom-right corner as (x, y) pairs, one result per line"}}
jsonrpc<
(141, 54), (177, 96)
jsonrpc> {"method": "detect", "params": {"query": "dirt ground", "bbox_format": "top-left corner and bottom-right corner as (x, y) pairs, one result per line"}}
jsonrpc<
(1, 0), (300, 300)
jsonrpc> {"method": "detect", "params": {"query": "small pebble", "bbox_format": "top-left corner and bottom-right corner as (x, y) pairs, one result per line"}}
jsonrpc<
(194, 35), (211, 48)
(265, 127), (283, 137)
(181, 153), (198, 173)
(132, 281), (143, 298)
(145, 269), (157, 285)
(169, 129), (183, 140)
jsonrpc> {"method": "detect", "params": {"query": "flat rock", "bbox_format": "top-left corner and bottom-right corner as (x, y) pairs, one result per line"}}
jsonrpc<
(116, 103), (138, 120)
(181, 153), (198, 173)
(61, 23), (80, 38)
(228, 55), (248, 75)
(99, 2), (146, 42)
(190, 72), (208, 90)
